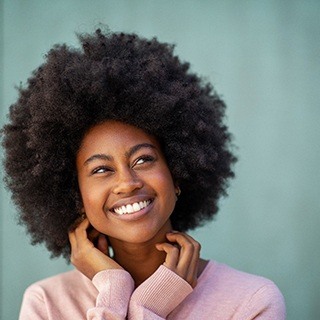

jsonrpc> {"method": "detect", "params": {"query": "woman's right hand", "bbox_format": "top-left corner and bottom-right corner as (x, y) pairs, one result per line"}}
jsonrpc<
(68, 218), (123, 280)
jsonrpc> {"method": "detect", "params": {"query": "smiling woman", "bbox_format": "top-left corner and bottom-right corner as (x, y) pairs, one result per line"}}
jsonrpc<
(76, 121), (177, 247)
(1, 29), (286, 319)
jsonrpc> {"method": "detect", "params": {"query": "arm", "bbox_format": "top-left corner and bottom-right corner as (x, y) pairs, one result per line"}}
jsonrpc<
(86, 269), (135, 320)
(128, 265), (193, 319)
(69, 218), (131, 319)
(87, 265), (193, 320)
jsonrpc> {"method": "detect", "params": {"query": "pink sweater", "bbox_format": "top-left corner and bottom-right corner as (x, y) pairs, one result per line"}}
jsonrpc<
(19, 260), (286, 319)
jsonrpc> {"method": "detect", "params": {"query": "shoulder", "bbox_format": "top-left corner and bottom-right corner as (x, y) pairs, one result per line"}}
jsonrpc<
(26, 269), (84, 288)
(204, 260), (277, 286)
(24, 269), (96, 299)
(202, 260), (285, 297)
(196, 260), (286, 318)
(20, 270), (97, 319)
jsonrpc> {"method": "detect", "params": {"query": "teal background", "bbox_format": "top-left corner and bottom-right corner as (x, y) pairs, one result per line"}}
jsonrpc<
(1, 1), (319, 319)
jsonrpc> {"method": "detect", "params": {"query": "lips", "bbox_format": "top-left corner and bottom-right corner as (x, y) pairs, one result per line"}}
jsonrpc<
(109, 195), (154, 216)
(113, 199), (152, 215)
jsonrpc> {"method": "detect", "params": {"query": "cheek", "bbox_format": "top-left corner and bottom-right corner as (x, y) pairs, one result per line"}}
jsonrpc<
(79, 180), (106, 214)
(155, 170), (177, 210)
(81, 191), (107, 231)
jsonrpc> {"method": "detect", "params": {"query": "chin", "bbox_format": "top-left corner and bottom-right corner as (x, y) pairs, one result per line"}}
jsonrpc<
(109, 223), (170, 245)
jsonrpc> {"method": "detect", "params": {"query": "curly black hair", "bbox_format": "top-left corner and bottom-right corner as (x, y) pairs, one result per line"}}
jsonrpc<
(1, 29), (236, 259)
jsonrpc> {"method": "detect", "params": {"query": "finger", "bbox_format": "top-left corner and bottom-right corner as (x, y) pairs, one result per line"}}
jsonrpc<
(181, 234), (201, 287)
(166, 232), (201, 286)
(74, 217), (90, 233)
(155, 243), (179, 270)
(73, 218), (91, 242)
(69, 219), (95, 254)
(176, 233), (201, 279)
(166, 232), (194, 266)
(68, 213), (86, 232)
(166, 232), (201, 262)
(68, 218), (88, 245)
(187, 249), (200, 287)
(166, 233), (194, 280)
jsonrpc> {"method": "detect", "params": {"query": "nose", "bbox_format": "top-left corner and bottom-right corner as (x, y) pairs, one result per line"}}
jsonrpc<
(112, 167), (143, 195)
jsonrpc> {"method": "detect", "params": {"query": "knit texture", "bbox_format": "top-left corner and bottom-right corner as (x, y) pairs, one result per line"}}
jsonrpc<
(19, 261), (286, 319)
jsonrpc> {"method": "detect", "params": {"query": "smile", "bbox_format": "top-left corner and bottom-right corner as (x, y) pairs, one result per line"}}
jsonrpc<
(113, 199), (152, 215)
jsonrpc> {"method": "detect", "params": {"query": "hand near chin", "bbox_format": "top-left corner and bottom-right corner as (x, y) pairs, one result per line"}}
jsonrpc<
(155, 232), (201, 288)
(68, 218), (122, 280)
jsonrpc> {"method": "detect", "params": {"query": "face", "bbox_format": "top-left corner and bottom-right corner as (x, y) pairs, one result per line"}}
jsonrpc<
(76, 120), (178, 244)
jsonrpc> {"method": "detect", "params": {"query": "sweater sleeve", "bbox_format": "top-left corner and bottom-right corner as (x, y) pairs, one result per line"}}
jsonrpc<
(87, 269), (135, 320)
(19, 266), (193, 320)
(128, 265), (193, 319)
(241, 282), (286, 320)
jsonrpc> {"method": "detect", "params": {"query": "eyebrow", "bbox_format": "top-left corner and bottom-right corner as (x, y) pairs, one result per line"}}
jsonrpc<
(84, 154), (113, 166)
(83, 143), (156, 166)
(126, 143), (156, 158)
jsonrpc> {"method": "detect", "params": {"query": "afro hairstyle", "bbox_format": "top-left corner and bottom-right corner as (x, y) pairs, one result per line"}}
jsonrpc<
(1, 29), (236, 259)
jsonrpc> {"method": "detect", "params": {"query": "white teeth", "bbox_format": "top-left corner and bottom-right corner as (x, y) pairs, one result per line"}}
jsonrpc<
(114, 200), (151, 215)
(133, 203), (140, 211)
(127, 204), (133, 213)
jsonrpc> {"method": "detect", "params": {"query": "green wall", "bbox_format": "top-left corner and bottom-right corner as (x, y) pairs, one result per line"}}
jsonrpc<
(1, 1), (319, 319)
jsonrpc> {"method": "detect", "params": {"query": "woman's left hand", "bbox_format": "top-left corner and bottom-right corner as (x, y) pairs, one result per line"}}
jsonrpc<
(155, 232), (201, 288)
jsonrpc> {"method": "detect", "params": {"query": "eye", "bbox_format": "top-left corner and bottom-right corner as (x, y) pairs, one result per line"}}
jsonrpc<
(91, 166), (112, 175)
(133, 155), (155, 166)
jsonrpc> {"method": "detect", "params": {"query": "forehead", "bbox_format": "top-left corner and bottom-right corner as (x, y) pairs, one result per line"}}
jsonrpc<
(78, 120), (160, 154)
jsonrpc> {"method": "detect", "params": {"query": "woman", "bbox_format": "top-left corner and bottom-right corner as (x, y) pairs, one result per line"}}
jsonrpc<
(1, 30), (286, 319)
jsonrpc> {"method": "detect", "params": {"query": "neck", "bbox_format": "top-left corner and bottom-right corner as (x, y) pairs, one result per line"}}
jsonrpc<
(108, 223), (171, 287)
(111, 241), (167, 287)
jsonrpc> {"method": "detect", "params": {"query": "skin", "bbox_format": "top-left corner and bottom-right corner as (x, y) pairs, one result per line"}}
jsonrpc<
(69, 120), (204, 287)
